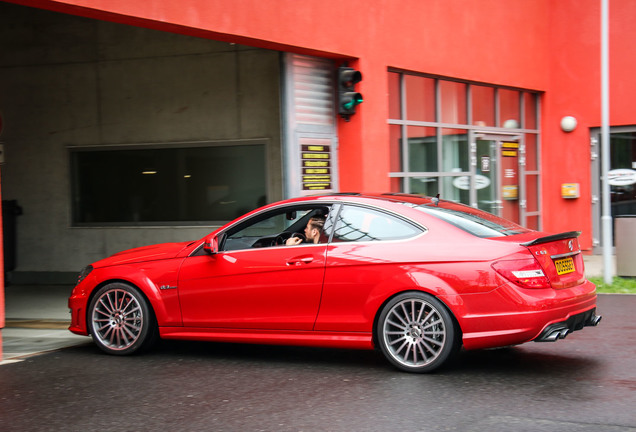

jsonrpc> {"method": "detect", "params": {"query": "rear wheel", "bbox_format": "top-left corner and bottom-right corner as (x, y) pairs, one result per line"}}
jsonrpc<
(376, 292), (460, 373)
(88, 282), (157, 355)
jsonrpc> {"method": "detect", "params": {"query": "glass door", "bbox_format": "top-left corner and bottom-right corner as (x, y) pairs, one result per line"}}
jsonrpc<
(591, 127), (636, 253)
(475, 134), (522, 224)
(476, 138), (499, 215)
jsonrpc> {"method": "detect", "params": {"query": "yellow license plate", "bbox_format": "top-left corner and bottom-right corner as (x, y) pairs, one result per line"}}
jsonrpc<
(554, 256), (575, 275)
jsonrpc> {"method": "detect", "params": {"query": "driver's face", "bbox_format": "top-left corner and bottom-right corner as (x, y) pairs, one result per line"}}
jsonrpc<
(304, 223), (316, 242)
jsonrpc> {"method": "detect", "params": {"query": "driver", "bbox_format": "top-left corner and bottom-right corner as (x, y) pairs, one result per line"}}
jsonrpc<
(285, 216), (326, 246)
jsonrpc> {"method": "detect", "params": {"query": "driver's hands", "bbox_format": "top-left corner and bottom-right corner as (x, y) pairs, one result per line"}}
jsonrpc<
(285, 236), (303, 246)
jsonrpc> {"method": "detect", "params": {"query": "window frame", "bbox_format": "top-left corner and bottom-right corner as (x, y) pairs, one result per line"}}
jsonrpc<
(388, 69), (542, 230)
(69, 139), (269, 227)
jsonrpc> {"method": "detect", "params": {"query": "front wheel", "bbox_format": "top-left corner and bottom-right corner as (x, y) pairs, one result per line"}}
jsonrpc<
(88, 282), (157, 355)
(376, 292), (460, 373)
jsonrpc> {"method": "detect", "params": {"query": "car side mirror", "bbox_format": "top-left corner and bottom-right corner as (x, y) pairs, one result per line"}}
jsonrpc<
(203, 235), (219, 255)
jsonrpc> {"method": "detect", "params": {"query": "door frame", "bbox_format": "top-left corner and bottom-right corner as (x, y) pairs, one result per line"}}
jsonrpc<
(471, 132), (525, 224)
(590, 125), (636, 254)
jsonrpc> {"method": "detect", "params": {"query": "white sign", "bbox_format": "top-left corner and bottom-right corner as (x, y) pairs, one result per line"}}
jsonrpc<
(608, 169), (636, 186)
(452, 175), (491, 190)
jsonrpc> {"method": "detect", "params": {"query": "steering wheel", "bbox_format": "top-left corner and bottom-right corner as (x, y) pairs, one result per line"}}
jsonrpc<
(274, 232), (306, 246)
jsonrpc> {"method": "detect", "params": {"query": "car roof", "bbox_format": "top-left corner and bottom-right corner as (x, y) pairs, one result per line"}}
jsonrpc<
(292, 192), (437, 206)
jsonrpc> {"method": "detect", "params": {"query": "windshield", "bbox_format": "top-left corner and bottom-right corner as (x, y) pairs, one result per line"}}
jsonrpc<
(410, 202), (531, 238)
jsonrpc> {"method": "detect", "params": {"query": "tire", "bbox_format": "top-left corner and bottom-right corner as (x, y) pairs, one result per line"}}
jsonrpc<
(376, 292), (460, 373)
(87, 282), (158, 355)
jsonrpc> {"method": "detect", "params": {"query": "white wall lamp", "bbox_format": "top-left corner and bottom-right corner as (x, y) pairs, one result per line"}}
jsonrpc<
(560, 116), (578, 132)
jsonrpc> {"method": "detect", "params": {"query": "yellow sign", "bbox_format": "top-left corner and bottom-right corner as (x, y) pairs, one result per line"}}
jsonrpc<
(502, 185), (518, 200)
(561, 183), (580, 199)
(300, 140), (332, 191)
(303, 161), (329, 167)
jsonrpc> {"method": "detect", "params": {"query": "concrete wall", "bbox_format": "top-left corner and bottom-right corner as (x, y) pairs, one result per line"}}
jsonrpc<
(0, 2), (282, 281)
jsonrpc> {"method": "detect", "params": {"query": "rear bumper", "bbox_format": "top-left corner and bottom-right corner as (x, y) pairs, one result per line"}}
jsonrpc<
(442, 279), (599, 350)
(534, 308), (602, 342)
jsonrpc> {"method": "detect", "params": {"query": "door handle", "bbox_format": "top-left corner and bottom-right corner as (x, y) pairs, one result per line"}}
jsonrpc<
(287, 256), (314, 266)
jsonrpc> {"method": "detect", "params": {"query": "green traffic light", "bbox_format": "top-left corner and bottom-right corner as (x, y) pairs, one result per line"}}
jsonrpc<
(343, 94), (363, 110)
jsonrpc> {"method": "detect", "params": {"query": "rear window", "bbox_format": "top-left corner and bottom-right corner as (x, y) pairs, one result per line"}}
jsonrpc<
(411, 202), (531, 238)
(332, 205), (423, 242)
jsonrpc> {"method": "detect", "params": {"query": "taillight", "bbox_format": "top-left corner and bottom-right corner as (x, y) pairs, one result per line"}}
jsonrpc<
(492, 258), (551, 289)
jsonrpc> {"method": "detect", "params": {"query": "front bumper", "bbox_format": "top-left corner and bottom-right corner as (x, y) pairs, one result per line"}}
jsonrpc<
(68, 285), (89, 336)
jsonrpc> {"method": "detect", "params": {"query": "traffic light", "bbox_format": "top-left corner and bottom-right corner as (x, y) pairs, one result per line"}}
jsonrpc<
(338, 66), (363, 121)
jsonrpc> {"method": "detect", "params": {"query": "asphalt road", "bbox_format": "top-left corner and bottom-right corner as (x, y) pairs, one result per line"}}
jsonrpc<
(1, 294), (635, 432)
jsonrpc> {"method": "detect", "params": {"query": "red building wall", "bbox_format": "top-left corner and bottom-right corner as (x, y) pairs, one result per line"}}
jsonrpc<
(8, 0), (552, 187)
(4, 0), (635, 252)
(543, 0), (636, 247)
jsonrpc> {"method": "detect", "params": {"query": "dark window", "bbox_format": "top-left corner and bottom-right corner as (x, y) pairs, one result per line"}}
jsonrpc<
(70, 143), (266, 225)
(332, 206), (423, 242)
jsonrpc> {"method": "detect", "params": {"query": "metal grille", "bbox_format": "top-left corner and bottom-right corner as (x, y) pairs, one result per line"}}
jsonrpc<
(291, 55), (334, 126)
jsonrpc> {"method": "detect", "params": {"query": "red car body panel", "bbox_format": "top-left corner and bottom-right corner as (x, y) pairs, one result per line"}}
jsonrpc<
(68, 194), (598, 356)
(177, 243), (327, 330)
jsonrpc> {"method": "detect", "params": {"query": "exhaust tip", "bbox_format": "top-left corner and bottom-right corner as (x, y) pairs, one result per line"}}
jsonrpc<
(536, 326), (568, 342)
(588, 314), (602, 327)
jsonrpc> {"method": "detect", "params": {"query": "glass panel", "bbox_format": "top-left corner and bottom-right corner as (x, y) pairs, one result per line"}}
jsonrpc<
(224, 206), (331, 251)
(524, 92), (537, 130)
(443, 176), (470, 205)
(413, 202), (530, 238)
(471, 85), (495, 127)
(524, 134), (538, 172)
(499, 89), (520, 129)
(405, 75), (436, 122)
(608, 131), (636, 217)
(440, 81), (467, 124)
(441, 128), (469, 172)
(410, 177), (439, 196)
(408, 126), (438, 172)
(388, 72), (401, 119)
(526, 174), (539, 213)
(225, 210), (306, 250)
(71, 144), (266, 224)
(332, 206), (422, 242)
(476, 139), (498, 215)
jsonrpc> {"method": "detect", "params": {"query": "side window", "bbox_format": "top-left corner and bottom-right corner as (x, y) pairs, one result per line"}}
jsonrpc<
(223, 205), (331, 251)
(332, 206), (423, 242)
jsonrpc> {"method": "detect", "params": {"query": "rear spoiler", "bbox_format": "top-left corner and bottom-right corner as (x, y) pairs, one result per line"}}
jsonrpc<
(521, 231), (581, 247)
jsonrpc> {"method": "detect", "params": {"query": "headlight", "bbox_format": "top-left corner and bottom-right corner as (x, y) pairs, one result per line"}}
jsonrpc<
(77, 265), (93, 284)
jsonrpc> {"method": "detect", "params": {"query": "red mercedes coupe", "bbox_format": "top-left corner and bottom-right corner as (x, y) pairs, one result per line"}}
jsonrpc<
(68, 193), (601, 372)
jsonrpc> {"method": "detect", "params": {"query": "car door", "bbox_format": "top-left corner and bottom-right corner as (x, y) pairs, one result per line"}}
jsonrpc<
(315, 204), (425, 332)
(178, 205), (331, 330)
